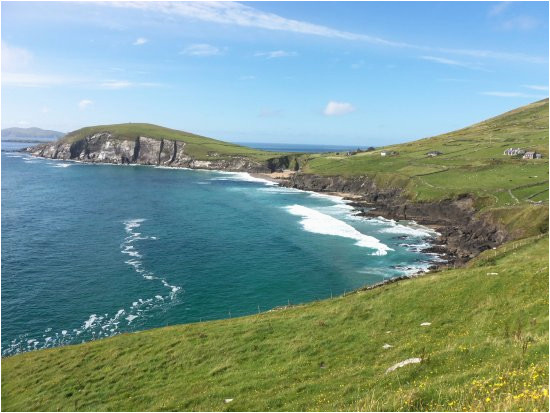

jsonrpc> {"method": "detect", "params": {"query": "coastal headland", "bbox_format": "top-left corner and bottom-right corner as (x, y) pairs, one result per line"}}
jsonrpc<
(4, 99), (547, 412)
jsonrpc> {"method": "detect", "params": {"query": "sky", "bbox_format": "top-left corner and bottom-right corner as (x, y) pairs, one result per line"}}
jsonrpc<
(1, 1), (548, 145)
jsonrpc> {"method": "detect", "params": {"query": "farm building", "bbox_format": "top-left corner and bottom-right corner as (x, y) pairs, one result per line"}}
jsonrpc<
(380, 151), (398, 157)
(426, 151), (443, 157)
(503, 148), (526, 156)
(523, 152), (543, 159)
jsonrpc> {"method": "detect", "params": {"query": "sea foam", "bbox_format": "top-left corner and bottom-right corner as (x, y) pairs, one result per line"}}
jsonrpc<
(284, 204), (393, 256)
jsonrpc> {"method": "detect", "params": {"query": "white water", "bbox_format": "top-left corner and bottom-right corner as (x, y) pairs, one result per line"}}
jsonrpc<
(284, 204), (393, 256)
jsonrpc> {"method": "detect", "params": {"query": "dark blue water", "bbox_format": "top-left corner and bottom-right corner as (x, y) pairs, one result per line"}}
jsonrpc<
(1, 145), (441, 356)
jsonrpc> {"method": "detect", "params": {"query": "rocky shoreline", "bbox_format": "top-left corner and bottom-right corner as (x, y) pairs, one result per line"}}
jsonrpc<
(25, 135), (507, 269)
(271, 173), (508, 267)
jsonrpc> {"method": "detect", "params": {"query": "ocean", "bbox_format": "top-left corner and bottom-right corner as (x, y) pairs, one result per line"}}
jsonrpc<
(1, 143), (442, 356)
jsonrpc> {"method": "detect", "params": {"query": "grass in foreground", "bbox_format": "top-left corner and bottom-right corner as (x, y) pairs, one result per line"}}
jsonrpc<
(2, 235), (548, 411)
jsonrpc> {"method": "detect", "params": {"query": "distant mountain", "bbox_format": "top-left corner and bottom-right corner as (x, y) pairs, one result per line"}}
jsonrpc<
(1, 127), (65, 141)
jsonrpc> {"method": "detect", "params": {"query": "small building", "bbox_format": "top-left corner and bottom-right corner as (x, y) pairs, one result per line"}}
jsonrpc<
(426, 151), (443, 157)
(504, 148), (525, 156)
(523, 151), (542, 160)
(380, 151), (387, 157)
(381, 150), (398, 157)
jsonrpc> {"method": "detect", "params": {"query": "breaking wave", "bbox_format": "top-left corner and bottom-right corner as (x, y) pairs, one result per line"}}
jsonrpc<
(2, 218), (183, 357)
(284, 204), (393, 256)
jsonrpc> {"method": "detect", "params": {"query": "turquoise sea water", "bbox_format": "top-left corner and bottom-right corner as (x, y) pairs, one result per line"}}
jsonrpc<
(1, 145), (442, 356)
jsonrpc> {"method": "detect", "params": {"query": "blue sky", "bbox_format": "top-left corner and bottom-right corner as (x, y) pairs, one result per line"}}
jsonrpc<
(2, 1), (548, 145)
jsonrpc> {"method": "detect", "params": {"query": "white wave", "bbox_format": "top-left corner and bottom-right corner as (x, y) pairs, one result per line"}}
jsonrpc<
(210, 171), (277, 186)
(369, 216), (437, 238)
(257, 187), (303, 195)
(52, 163), (71, 168)
(284, 204), (393, 256)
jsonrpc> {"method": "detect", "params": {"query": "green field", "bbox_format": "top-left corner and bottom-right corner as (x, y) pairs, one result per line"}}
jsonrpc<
(2, 235), (548, 411)
(2, 100), (548, 411)
(60, 123), (290, 162)
(299, 99), (549, 207)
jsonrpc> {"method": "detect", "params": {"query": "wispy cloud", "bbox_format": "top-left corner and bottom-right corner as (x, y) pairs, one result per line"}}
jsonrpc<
(254, 50), (298, 59)
(323, 101), (356, 116)
(258, 108), (282, 118)
(420, 55), (487, 71)
(1, 42), (33, 71)
(180, 43), (224, 56)
(488, 2), (512, 17)
(350, 60), (365, 69)
(78, 99), (93, 110)
(522, 85), (549, 91)
(133, 37), (148, 46)
(2, 72), (85, 87)
(2, 72), (161, 89)
(480, 91), (546, 98)
(501, 16), (539, 31)
(100, 80), (161, 89)
(107, 1), (545, 64)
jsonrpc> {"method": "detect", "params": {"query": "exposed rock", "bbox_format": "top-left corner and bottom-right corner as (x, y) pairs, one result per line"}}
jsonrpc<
(25, 134), (278, 173)
(135, 136), (162, 165)
(280, 173), (509, 265)
(385, 358), (422, 374)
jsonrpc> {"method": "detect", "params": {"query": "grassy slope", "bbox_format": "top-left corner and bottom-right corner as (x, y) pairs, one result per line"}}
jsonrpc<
(3, 101), (548, 411)
(301, 99), (549, 207)
(60, 123), (288, 161)
(2, 236), (548, 411)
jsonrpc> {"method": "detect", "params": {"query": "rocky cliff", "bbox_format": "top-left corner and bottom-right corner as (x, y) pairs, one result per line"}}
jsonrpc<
(280, 173), (509, 264)
(26, 133), (276, 172)
(27, 134), (511, 265)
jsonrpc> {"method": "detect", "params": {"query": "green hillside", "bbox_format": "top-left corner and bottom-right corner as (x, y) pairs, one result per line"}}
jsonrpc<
(3, 101), (548, 412)
(2, 235), (548, 411)
(59, 123), (288, 162)
(300, 99), (549, 207)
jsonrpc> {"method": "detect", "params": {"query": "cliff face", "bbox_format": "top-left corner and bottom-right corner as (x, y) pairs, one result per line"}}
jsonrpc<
(281, 173), (509, 264)
(27, 133), (273, 172)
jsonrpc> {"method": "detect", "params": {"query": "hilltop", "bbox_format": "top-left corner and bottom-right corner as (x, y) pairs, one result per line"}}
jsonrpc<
(59, 123), (290, 162)
(2, 127), (65, 141)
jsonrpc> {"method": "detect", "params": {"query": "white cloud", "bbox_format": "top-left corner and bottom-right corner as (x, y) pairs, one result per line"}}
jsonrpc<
(254, 50), (298, 59)
(2, 72), (83, 87)
(100, 80), (161, 89)
(180, 43), (223, 56)
(488, 2), (511, 16)
(101, 80), (133, 89)
(2, 42), (33, 71)
(501, 16), (539, 31)
(523, 85), (549, 91)
(258, 108), (282, 118)
(107, 1), (546, 64)
(480, 91), (546, 98)
(323, 101), (356, 116)
(351, 60), (365, 69)
(133, 37), (148, 46)
(420, 55), (487, 71)
(78, 99), (93, 110)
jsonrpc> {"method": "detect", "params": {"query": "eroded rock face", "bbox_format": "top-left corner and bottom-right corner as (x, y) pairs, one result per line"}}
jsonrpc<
(25, 134), (273, 172)
(281, 173), (509, 264)
(135, 136), (161, 165)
